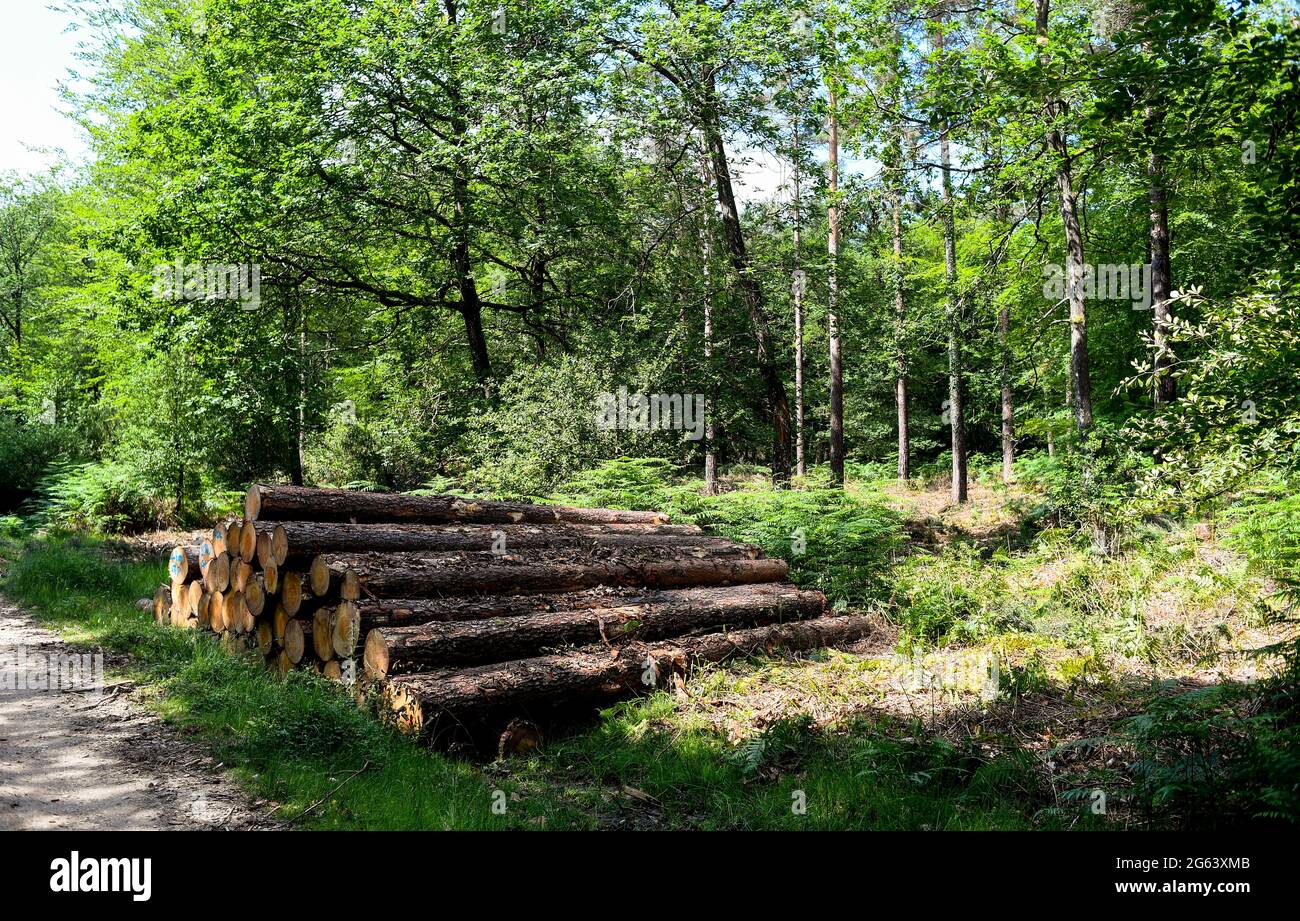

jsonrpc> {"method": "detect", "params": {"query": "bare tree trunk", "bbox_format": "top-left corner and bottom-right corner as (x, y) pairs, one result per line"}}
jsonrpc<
(699, 156), (719, 496)
(1038, 0), (1093, 438)
(700, 84), (793, 484)
(936, 28), (966, 504)
(827, 81), (845, 488)
(892, 162), (909, 481)
(792, 124), (807, 480)
(1147, 105), (1175, 406)
(1000, 305), (1014, 483)
(445, 0), (492, 383)
(292, 286), (306, 486)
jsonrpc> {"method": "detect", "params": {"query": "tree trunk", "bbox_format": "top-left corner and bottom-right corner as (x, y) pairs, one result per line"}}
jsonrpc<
(291, 286), (306, 486)
(308, 537), (761, 596)
(365, 586), (827, 674)
(313, 549), (787, 599)
(351, 583), (816, 631)
(936, 45), (967, 503)
(1147, 105), (1176, 406)
(274, 520), (706, 568)
(445, 0), (492, 382)
(698, 150), (720, 496)
(1038, 0), (1093, 438)
(792, 122), (807, 479)
(1000, 305), (1014, 483)
(827, 81), (846, 488)
(700, 79), (793, 484)
(168, 546), (202, 583)
(381, 615), (872, 734)
(893, 172), (909, 481)
(245, 483), (669, 525)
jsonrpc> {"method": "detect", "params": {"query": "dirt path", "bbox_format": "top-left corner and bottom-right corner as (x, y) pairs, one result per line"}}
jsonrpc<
(0, 598), (265, 830)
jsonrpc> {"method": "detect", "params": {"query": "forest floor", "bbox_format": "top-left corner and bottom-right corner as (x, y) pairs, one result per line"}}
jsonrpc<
(0, 478), (1289, 829)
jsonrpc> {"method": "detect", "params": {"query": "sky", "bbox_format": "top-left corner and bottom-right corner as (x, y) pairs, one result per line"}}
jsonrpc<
(0, 1), (89, 177)
(0, 2), (854, 204)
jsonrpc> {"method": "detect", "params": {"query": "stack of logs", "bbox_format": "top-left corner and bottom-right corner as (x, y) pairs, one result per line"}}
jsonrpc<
(155, 484), (871, 746)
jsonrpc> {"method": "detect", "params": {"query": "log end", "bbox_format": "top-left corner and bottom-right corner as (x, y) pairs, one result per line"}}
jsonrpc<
(284, 618), (306, 664)
(239, 520), (258, 563)
(244, 485), (263, 522)
(332, 600), (359, 659)
(272, 524), (288, 566)
(281, 571), (303, 615)
(309, 555), (330, 597)
(256, 530), (273, 569)
(497, 718), (543, 759)
(363, 628), (389, 678)
(312, 607), (335, 661)
(167, 546), (188, 582)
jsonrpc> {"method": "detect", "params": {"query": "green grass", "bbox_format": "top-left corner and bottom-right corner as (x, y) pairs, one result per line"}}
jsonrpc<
(0, 533), (1061, 830)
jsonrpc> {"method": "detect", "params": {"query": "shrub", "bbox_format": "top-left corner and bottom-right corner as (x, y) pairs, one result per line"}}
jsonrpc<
(28, 461), (167, 534)
(0, 415), (74, 512)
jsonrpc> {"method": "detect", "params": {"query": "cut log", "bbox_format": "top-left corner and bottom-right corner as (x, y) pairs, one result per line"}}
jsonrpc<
(283, 618), (309, 664)
(223, 521), (241, 551)
(333, 601), (360, 659)
(272, 603), (290, 643)
(245, 576), (266, 618)
(246, 484), (669, 526)
(276, 521), (712, 568)
(263, 562), (279, 594)
(382, 615), (872, 734)
(230, 560), (254, 594)
(275, 650), (293, 677)
(239, 519), (258, 563)
(197, 538), (216, 576)
(281, 571), (305, 616)
(167, 585), (186, 627)
(316, 550), (788, 600)
(271, 524), (288, 566)
(152, 585), (171, 625)
(313, 608), (336, 662)
(225, 591), (249, 635)
(187, 580), (204, 619)
(255, 619), (274, 655)
(349, 584), (796, 630)
(497, 718), (543, 759)
(256, 530), (274, 569)
(209, 590), (226, 633)
(204, 553), (230, 593)
(364, 586), (826, 675)
(197, 592), (212, 631)
(168, 546), (201, 584)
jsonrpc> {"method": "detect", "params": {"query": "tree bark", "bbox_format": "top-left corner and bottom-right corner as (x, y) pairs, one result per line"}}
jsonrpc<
(275, 520), (708, 568)
(827, 81), (846, 488)
(291, 285), (306, 486)
(168, 546), (202, 584)
(245, 483), (669, 525)
(365, 586), (827, 674)
(698, 149), (720, 495)
(792, 122), (807, 479)
(1000, 305), (1014, 483)
(936, 34), (967, 503)
(893, 167), (909, 481)
(1038, 0), (1093, 438)
(312, 548), (786, 599)
(1147, 105), (1175, 406)
(351, 583), (816, 631)
(444, 0), (492, 382)
(381, 614), (872, 734)
(700, 79), (793, 484)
